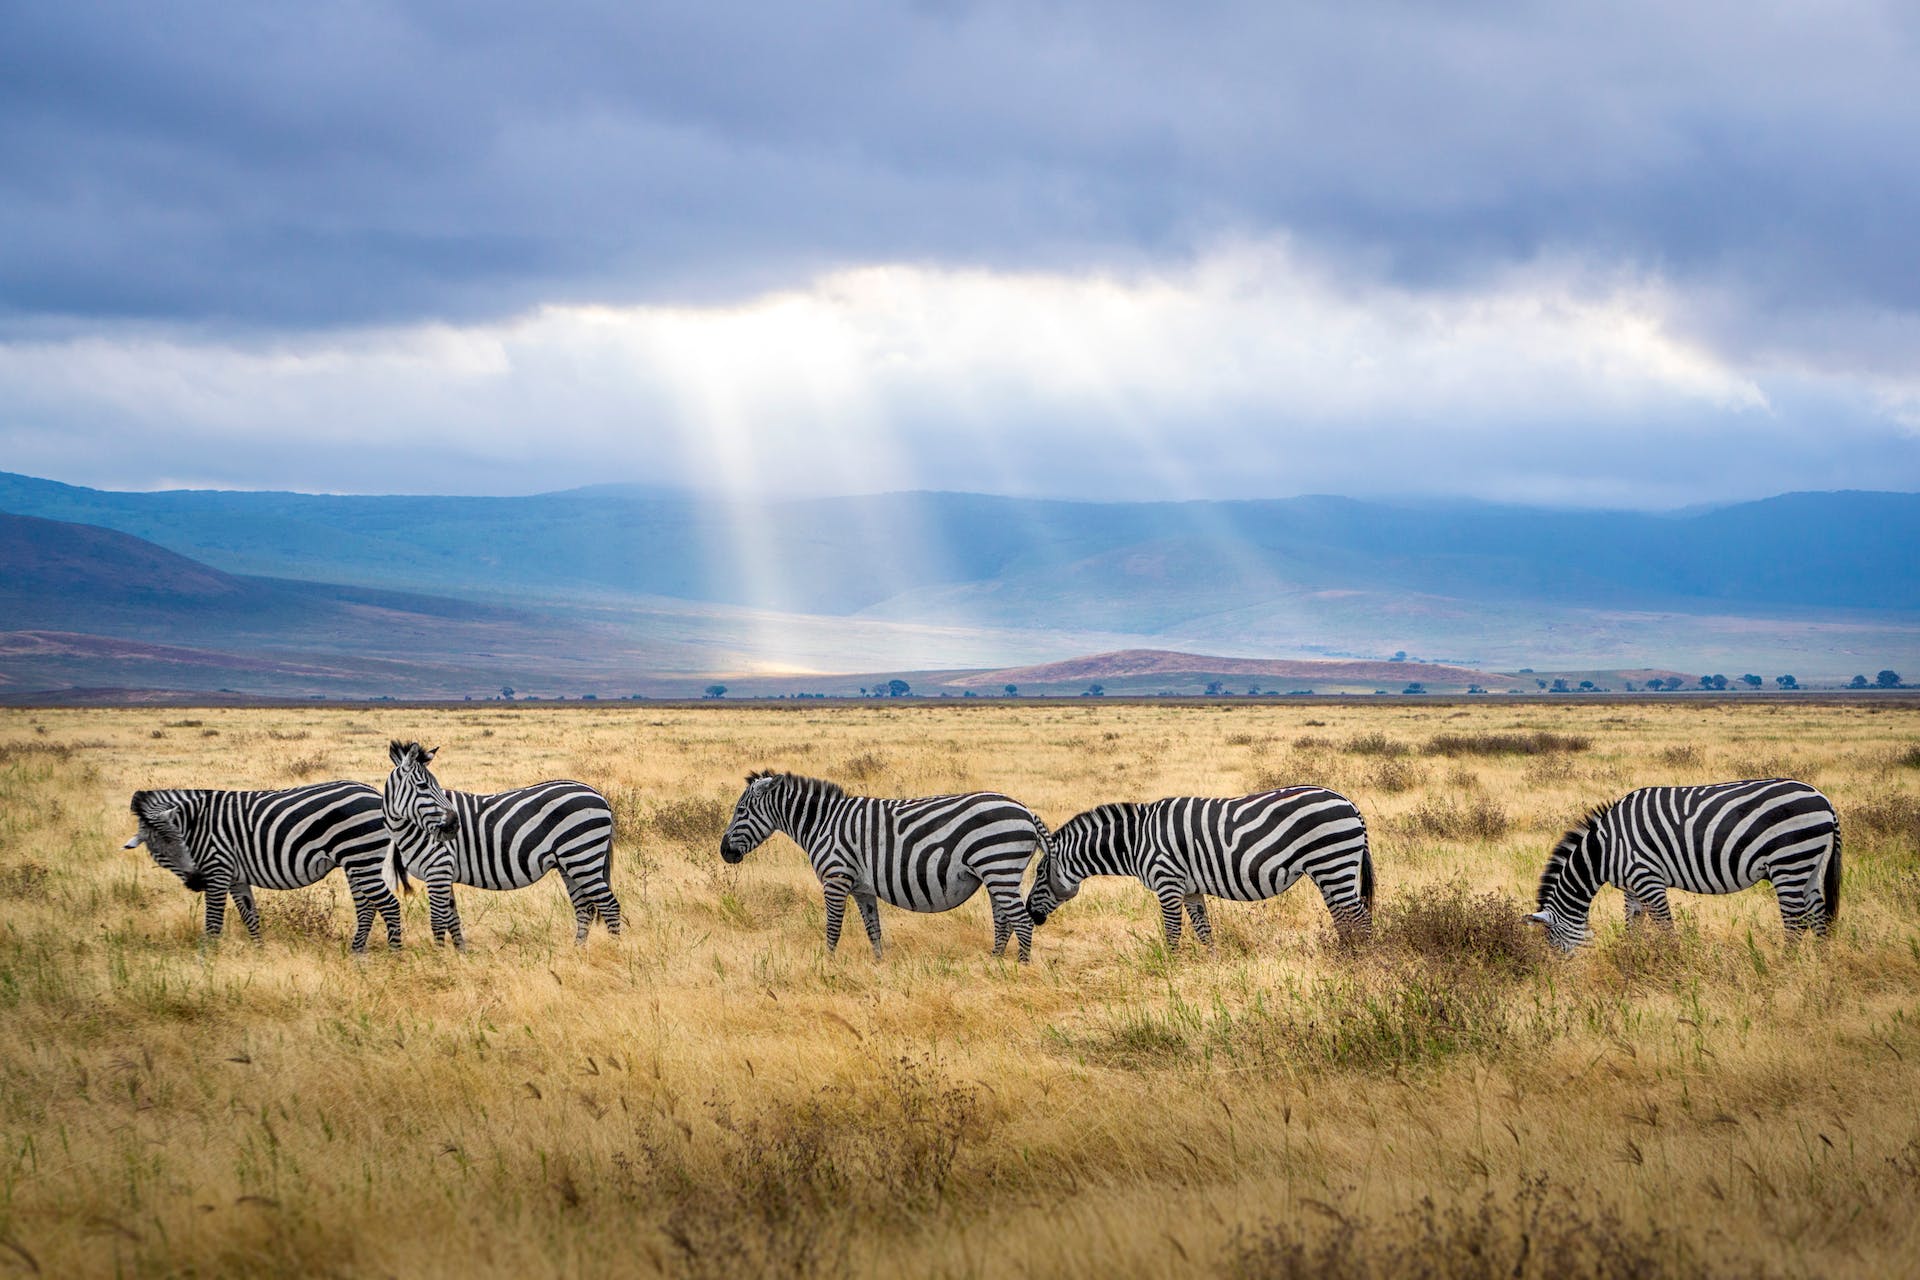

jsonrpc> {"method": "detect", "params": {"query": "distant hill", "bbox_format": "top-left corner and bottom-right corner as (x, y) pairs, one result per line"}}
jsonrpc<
(947, 648), (1523, 693)
(2, 471), (1917, 688)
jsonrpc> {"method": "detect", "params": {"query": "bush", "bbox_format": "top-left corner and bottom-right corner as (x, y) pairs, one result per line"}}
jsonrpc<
(1852, 790), (1920, 852)
(1425, 731), (1592, 757)
(1401, 796), (1512, 842)
(1378, 880), (1540, 976)
(650, 796), (733, 846)
(1345, 732), (1411, 757)
(1226, 1175), (1758, 1280)
(1369, 757), (1424, 794)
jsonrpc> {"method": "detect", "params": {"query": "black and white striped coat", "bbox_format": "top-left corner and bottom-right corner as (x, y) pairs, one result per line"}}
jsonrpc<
(125, 781), (401, 951)
(720, 771), (1049, 961)
(382, 741), (622, 948)
(1529, 778), (1841, 952)
(1025, 787), (1375, 947)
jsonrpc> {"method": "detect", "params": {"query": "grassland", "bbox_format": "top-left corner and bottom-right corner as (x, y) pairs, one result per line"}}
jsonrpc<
(2, 700), (1918, 1277)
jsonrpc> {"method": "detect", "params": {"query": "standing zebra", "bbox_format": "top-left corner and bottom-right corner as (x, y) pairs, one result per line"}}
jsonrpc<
(720, 771), (1050, 961)
(1529, 778), (1841, 952)
(382, 741), (622, 948)
(124, 781), (402, 952)
(1025, 787), (1375, 948)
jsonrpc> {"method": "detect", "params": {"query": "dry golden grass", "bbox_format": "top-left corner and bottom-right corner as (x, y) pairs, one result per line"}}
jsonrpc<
(1, 700), (1918, 1277)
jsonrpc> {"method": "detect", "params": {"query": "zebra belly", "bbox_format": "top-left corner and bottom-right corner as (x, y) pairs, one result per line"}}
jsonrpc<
(864, 852), (981, 913)
(243, 852), (337, 891)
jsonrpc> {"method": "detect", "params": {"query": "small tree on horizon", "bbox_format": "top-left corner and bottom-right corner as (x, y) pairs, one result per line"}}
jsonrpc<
(704, 684), (727, 699)
(1004, 684), (1018, 697)
(887, 679), (911, 697)
(1878, 669), (1903, 688)
(1740, 674), (1763, 688)
(1086, 683), (1105, 696)
(500, 686), (514, 700)
(1850, 674), (1870, 688)
(1776, 674), (1798, 689)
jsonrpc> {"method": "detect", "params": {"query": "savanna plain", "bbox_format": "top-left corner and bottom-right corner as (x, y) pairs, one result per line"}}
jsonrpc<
(3, 699), (1920, 1278)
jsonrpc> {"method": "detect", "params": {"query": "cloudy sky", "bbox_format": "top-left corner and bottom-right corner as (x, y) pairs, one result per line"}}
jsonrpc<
(3, 0), (1918, 506)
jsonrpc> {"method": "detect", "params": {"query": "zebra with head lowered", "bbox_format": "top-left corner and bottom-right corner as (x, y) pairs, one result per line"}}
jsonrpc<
(721, 771), (1050, 961)
(1529, 778), (1841, 952)
(1025, 787), (1375, 948)
(125, 781), (402, 951)
(382, 741), (622, 948)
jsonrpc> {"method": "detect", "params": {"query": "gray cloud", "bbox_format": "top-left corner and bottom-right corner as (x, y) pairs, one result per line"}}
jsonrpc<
(3, 2), (1917, 339)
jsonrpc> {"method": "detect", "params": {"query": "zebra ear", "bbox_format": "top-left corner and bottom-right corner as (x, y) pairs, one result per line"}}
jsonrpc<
(423, 746), (439, 762)
(122, 834), (143, 850)
(1525, 911), (1550, 927)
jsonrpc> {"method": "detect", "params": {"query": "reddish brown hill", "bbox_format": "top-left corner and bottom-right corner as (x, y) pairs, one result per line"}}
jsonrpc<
(947, 648), (1515, 689)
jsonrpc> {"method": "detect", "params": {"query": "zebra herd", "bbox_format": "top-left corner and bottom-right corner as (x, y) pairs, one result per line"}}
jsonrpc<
(124, 740), (1844, 958)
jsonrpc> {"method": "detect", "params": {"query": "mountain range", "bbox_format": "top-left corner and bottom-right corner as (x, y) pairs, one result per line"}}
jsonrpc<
(1, 470), (1916, 700)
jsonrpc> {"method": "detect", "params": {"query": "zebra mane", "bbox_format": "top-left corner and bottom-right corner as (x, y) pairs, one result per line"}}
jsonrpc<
(745, 770), (845, 799)
(1538, 800), (1614, 908)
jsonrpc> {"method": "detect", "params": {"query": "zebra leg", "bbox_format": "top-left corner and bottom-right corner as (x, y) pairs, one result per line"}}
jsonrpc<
(202, 876), (231, 940)
(856, 892), (883, 959)
(231, 883), (263, 943)
(821, 875), (853, 953)
(1625, 880), (1675, 935)
(564, 881), (595, 945)
(1153, 886), (1185, 951)
(428, 878), (467, 951)
(1309, 867), (1373, 941)
(595, 887), (623, 937)
(1185, 894), (1215, 949)
(984, 880), (1033, 962)
(1774, 873), (1822, 936)
(344, 865), (401, 953)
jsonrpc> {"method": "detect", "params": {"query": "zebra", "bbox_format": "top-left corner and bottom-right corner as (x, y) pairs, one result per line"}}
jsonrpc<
(1024, 787), (1375, 948)
(1528, 778), (1841, 952)
(382, 741), (622, 948)
(123, 781), (402, 951)
(719, 770), (1050, 961)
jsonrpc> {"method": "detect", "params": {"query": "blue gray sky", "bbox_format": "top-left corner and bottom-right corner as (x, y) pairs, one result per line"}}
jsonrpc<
(3, 1), (1918, 504)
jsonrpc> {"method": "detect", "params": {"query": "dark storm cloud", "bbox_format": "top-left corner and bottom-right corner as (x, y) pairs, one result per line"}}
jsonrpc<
(3, 0), (1916, 336)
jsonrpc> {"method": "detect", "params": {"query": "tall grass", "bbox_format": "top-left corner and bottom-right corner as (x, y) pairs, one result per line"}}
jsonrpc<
(0, 701), (1917, 1277)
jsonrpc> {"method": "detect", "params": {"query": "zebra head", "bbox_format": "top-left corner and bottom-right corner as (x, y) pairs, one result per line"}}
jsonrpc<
(720, 771), (783, 864)
(1528, 817), (1602, 953)
(385, 741), (458, 856)
(1025, 815), (1091, 926)
(126, 790), (206, 890)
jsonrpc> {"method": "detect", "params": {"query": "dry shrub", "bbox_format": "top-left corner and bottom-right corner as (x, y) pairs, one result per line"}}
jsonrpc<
(650, 796), (732, 846)
(1378, 880), (1540, 976)
(1345, 732), (1410, 757)
(284, 754), (327, 779)
(1659, 743), (1703, 768)
(1852, 789), (1920, 852)
(1425, 731), (1592, 757)
(0, 861), (50, 898)
(647, 1055), (988, 1279)
(1368, 757), (1424, 794)
(163, 719), (203, 729)
(1292, 734), (1335, 751)
(1523, 753), (1580, 785)
(261, 886), (340, 941)
(1898, 744), (1920, 770)
(266, 729), (311, 742)
(1226, 1175), (1758, 1280)
(839, 752), (888, 782)
(0, 741), (74, 764)
(1401, 796), (1511, 841)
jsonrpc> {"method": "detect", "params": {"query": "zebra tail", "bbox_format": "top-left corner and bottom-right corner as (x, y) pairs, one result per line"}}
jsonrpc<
(1359, 837), (1376, 915)
(1823, 819), (1842, 926)
(387, 841), (413, 897)
(1030, 809), (1059, 861)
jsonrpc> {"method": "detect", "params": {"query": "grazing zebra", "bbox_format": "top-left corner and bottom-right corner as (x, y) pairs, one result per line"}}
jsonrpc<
(124, 781), (402, 951)
(1528, 778), (1841, 952)
(720, 771), (1050, 961)
(382, 741), (621, 948)
(1025, 787), (1375, 947)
